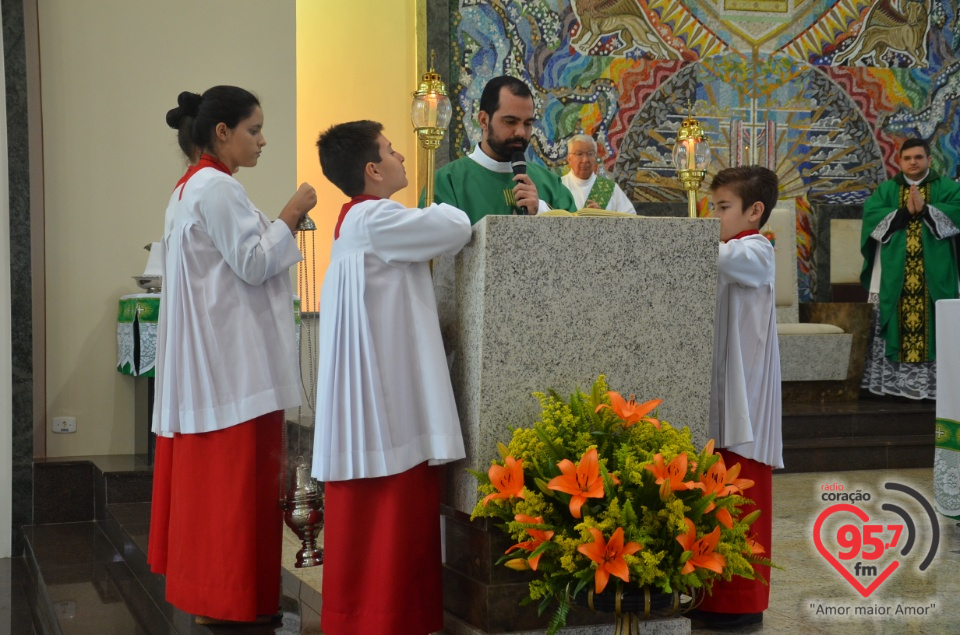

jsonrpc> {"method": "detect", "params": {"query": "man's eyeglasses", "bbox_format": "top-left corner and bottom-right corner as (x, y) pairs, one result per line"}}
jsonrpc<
(569, 151), (597, 159)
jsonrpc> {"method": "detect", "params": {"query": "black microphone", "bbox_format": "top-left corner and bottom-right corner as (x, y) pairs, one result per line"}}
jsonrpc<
(510, 151), (529, 215)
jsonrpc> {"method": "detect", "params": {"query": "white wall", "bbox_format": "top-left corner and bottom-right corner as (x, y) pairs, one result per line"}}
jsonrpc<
(39, 1), (297, 456)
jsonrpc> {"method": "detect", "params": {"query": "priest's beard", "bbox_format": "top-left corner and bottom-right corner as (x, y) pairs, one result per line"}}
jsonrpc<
(484, 130), (529, 162)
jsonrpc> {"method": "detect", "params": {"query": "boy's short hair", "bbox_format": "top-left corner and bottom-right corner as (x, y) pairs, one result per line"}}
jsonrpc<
(709, 166), (779, 228)
(317, 120), (384, 197)
(479, 76), (533, 116)
(900, 137), (930, 157)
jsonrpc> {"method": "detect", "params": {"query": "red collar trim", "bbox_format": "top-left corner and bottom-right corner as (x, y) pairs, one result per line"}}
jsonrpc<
(335, 195), (381, 239)
(175, 154), (233, 199)
(725, 229), (760, 242)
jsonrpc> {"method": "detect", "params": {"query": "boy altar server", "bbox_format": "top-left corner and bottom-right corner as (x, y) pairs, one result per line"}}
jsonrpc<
(697, 166), (783, 629)
(312, 120), (471, 635)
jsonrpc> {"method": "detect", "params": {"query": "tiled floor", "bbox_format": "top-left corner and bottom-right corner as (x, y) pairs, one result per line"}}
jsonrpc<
(7, 467), (960, 634)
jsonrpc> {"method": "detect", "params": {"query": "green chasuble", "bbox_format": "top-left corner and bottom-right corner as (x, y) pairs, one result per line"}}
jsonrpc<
(860, 171), (960, 362)
(587, 175), (616, 209)
(429, 156), (575, 225)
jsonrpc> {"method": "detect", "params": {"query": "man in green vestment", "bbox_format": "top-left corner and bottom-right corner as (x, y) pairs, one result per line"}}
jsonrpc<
(429, 76), (574, 224)
(860, 138), (960, 399)
(560, 135), (635, 213)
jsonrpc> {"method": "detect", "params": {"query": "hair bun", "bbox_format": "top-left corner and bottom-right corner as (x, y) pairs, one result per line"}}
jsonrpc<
(178, 91), (202, 116)
(165, 91), (203, 129)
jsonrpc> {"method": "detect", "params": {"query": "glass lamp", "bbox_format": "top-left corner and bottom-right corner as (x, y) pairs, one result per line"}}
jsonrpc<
(673, 112), (710, 218)
(411, 55), (453, 204)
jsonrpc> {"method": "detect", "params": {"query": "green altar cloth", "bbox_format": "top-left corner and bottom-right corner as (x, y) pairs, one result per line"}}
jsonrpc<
(117, 294), (301, 377)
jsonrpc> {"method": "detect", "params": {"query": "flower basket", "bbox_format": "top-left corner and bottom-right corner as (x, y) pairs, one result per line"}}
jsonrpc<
(570, 585), (683, 616)
(470, 376), (773, 634)
(569, 586), (696, 635)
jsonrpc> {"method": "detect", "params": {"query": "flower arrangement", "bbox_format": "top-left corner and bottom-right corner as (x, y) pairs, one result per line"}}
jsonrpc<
(471, 376), (771, 633)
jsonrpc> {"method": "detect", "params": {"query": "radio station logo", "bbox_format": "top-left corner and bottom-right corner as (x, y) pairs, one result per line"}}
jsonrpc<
(812, 482), (939, 598)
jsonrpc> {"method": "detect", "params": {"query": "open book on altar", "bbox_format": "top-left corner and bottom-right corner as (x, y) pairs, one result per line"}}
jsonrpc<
(539, 209), (636, 217)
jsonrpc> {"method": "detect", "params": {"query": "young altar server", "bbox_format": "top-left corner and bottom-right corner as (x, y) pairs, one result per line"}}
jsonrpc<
(697, 166), (783, 629)
(150, 86), (317, 625)
(312, 120), (472, 635)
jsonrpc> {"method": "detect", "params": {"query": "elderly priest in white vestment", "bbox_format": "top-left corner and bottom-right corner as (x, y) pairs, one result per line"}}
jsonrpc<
(560, 134), (635, 213)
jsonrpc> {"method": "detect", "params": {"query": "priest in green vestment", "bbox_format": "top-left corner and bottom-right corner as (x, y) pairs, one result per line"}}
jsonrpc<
(427, 76), (574, 224)
(860, 138), (960, 399)
(560, 135), (635, 213)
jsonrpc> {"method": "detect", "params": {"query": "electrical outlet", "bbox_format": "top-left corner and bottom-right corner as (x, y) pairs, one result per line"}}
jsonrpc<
(54, 600), (76, 619)
(52, 417), (77, 433)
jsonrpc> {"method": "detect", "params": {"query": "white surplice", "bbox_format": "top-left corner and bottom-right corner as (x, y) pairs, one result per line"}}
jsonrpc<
(709, 233), (783, 468)
(560, 172), (636, 213)
(153, 167), (303, 435)
(312, 198), (472, 482)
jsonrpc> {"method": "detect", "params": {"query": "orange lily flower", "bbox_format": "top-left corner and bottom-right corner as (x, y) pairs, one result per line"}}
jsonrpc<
(505, 514), (555, 571)
(644, 453), (697, 498)
(714, 507), (734, 529)
(482, 456), (525, 506)
(577, 527), (643, 594)
(595, 392), (662, 429)
(745, 533), (765, 556)
(676, 518), (726, 575)
(699, 456), (754, 499)
(547, 448), (605, 518)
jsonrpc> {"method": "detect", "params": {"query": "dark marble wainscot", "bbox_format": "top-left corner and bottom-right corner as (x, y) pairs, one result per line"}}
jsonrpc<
(442, 505), (615, 633)
(4, 0), (35, 556)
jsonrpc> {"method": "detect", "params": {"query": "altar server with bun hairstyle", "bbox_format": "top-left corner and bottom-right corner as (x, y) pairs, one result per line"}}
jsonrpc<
(148, 85), (316, 626)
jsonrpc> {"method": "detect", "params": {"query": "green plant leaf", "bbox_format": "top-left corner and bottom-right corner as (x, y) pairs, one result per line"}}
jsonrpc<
(590, 377), (605, 410)
(546, 597), (571, 634)
(688, 492), (715, 519)
(466, 467), (491, 485)
(598, 459), (616, 498)
(537, 592), (554, 617)
(572, 576), (590, 599)
(623, 499), (638, 527)
(535, 428), (567, 471)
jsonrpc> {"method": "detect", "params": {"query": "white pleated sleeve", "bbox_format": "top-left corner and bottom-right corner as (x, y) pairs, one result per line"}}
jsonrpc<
(313, 199), (471, 481)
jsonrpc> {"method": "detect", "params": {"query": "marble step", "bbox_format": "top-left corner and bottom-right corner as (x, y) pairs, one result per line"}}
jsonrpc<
(32, 455), (153, 526)
(781, 398), (935, 472)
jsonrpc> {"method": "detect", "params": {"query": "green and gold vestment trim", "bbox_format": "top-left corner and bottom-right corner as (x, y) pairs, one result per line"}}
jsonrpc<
(897, 182), (931, 363)
(587, 176), (615, 210)
(936, 418), (960, 452)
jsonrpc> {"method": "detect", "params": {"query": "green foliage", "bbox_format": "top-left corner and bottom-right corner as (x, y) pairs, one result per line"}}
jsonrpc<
(471, 375), (771, 631)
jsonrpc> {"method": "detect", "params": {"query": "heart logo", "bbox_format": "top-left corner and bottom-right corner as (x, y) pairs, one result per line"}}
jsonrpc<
(813, 503), (900, 597)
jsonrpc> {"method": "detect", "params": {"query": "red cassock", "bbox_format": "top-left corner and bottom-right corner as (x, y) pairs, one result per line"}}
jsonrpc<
(697, 448), (772, 614)
(148, 411), (284, 622)
(321, 462), (443, 635)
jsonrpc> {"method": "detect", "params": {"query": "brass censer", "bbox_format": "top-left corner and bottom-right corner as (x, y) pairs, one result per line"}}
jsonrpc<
(281, 204), (322, 568)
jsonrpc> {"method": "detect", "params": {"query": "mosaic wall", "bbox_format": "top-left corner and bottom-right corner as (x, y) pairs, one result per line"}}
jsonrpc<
(448, 0), (960, 299)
